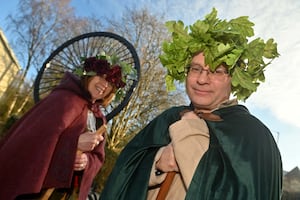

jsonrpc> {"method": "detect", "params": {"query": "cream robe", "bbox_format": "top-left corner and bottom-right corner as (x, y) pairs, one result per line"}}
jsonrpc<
(147, 117), (210, 200)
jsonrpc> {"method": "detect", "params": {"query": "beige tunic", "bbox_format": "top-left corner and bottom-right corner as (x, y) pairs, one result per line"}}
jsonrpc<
(147, 118), (210, 200)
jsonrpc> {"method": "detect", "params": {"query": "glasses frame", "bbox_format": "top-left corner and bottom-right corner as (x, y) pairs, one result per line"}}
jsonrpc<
(186, 64), (228, 79)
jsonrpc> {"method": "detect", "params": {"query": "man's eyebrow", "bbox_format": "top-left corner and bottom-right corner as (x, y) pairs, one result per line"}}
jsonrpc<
(190, 63), (204, 67)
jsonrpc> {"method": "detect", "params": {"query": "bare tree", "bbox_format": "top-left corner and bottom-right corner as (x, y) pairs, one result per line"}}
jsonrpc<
(3, 0), (102, 119)
(93, 7), (187, 192)
(104, 7), (187, 151)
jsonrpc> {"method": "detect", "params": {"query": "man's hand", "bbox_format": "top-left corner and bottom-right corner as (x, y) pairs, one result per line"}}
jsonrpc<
(155, 143), (179, 173)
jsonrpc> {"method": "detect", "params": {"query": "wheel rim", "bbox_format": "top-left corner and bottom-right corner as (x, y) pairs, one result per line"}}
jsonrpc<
(34, 32), (140, 121)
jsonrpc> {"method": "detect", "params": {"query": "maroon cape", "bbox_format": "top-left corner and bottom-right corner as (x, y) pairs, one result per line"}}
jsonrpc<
(0, 72), (105, 199)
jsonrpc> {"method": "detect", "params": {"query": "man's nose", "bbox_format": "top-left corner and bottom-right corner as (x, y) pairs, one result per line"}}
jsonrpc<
(196, 69), (210, 83)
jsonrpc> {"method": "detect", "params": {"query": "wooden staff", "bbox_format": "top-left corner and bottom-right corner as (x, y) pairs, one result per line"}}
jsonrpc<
(156, 171), (176, 200)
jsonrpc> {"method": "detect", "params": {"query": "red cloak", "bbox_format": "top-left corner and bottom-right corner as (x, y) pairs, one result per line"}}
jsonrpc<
(0, 72), (105, 199)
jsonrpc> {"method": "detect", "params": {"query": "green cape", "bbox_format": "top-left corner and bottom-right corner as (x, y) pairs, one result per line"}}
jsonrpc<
(100, 105), (282, 200)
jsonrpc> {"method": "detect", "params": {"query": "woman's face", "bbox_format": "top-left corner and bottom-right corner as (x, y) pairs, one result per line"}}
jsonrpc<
(87, 76), (113, 103)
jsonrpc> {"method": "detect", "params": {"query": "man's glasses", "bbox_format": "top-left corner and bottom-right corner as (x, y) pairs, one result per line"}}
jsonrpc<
(186, 64), (228, 79)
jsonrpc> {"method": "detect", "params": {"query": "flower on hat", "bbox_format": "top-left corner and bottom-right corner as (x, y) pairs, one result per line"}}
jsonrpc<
(78, 54), (126, 89)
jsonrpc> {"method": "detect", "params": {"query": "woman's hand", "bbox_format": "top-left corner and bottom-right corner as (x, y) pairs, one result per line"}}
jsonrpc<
(77, 131), (104, 152)
(74, 152), (88, 171)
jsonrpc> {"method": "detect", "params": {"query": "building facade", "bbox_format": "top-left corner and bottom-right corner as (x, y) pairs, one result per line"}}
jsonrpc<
(0, 28), (21, 99)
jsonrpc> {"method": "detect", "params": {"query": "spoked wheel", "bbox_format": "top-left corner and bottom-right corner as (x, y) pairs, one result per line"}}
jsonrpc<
(34, 32), (140, 122)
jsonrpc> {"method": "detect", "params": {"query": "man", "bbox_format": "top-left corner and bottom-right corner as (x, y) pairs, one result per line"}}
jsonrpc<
(100, 8), (282, 200)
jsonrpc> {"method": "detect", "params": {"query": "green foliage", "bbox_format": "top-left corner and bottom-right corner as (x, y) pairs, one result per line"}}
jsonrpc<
(0, 115), (20, 139)
(159, 7), (280, 100)
(0, 78), (34, 138)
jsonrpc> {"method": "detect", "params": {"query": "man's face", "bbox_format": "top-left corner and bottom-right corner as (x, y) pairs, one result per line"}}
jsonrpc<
(185, 52), (232, 112)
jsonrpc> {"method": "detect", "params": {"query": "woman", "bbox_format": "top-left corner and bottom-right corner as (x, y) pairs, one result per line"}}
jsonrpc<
(0, 54), (126, 199)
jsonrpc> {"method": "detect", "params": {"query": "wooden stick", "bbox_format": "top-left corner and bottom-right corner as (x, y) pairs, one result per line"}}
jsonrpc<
(77, 125), (107, 154)
(40, 188), (55, 200)
(156, 171), (176, 200)
(95, 124), (107, 135)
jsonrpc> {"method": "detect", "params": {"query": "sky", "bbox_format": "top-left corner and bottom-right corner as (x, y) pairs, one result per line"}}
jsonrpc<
(1, 0), (300, 171)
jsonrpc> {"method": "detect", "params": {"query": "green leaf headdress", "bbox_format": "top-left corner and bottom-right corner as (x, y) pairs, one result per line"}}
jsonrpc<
(159, 7), (279, 100)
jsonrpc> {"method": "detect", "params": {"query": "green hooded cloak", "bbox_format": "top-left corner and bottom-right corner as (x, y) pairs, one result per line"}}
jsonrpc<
(100, 104), (282, 200)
